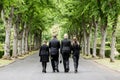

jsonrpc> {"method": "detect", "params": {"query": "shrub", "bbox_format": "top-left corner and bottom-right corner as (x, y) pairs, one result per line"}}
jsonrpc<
(97, 42), (110, 48)
(0, 50), (12, 58)
(91, 47), (110, 58)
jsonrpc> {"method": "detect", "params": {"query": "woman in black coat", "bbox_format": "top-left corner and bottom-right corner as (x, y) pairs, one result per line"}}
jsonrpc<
(39, 41), (49, 73)
(72, 37), (81, 73)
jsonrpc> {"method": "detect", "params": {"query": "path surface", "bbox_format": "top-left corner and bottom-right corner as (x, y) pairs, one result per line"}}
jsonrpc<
(0, 52), (120, 80)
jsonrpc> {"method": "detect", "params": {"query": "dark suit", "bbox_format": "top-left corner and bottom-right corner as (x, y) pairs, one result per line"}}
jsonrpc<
(72, 42), (81, 72)
(60, 39), (71, 72)
(39, 44), (49, 72)
(49, 38), (60, 72)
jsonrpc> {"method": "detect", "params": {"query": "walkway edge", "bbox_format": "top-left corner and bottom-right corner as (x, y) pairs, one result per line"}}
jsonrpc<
(0, 50), (38, 68)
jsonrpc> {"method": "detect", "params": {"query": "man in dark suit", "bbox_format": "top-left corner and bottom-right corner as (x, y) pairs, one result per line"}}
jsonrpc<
(60, 33), (71, 72)
(49, 34), (60, 72)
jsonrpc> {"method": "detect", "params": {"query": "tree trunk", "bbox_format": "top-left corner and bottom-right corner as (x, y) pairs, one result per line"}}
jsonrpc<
(110, 15), (118, 62)
(25, 28), (29, 54)
(99, 25), (107, 58)
(33, 35), (37, 50)
(18, 39), (22, 56)
(110, 26), (116, 62)
(12, 25), (18, 58)
(83, 27), (87, 55)
(3, 22), (11, 59)
(29, 33), (32, 51)
(22, 23), (26, 55)
(93, 22), (98, 58)
(86, 34), (90, 56)
(1, 8), (13, 59)
(17, 27), (23, 56)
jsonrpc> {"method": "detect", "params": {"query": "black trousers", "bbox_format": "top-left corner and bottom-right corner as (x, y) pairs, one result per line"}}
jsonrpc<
(73, 55), (79, 71)
(42, 62), (47, 71)
(51, 55), (59, 71)
(62, 52), (70, 72)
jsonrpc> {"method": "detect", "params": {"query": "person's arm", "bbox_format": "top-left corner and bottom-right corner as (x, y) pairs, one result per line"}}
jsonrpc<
(49, 41), (51, 48)
(39, 47), (41, 56)
(47, 46), (49, 56)
(70, 40), (72, 53)
(58, 41), (60, 49)
(77, 41), (81, 51)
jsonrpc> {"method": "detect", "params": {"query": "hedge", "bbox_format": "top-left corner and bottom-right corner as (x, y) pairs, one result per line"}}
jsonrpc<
(0, 50), (12, 58)
(90, 47), (111, 58)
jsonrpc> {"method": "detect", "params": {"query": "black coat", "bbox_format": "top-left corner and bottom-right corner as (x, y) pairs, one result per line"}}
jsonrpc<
(60, 39), (71, 54)
(49, 38), (60, 55)
(39, 44), (49, 62)
(72, 43), (81, 56)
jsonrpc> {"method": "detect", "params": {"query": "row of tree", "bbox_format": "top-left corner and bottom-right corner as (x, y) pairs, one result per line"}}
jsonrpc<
(0, 0), (120, 62)
(55, 0), (120, 62)
(0, 0), (56, 59)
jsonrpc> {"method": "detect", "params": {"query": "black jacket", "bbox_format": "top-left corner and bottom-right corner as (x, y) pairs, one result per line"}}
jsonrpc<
(60, 39), (71, 54)
(49, 38), (60, 55)
(39, 44), (49, 56)
(72, 43), (81, 56)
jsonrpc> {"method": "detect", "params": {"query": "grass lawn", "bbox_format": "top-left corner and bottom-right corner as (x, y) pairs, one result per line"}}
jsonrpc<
(0, 50), (38, 67)
(81, 54), (120, 72)
(0, 59), (15, 67)
(94, 58), (120, 72)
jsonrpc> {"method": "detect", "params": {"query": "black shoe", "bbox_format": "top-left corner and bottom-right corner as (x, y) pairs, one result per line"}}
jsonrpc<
(42, 70), (46, 73)
(65, 70), (69, 73)
(74, 70), (78, 73)
(56, 69), (59, 72)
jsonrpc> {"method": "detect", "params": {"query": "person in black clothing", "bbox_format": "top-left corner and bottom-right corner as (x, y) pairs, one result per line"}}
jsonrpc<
(49, 34), (60, 72)
(72, 37), (81, 73)
(61, 33), (71, 72)
(39, 41), (49, 73)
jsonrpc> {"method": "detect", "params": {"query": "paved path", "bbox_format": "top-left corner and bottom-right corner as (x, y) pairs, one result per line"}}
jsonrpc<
(0, 52), (120, 80)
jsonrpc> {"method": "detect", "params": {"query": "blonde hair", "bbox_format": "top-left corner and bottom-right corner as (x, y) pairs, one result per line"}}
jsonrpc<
(72, 37), (79, 45)
(43, 40), (47, 44)
(64, 33), (68, 39)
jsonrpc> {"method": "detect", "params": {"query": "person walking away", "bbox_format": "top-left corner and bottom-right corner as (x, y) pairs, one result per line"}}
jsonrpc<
(39, 40), (49, 73)
(72, 37), (81, 73)
(60, 33), (71, 73)
(49, 34), (60, 72)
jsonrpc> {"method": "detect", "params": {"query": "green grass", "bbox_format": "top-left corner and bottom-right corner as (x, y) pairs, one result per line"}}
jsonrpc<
(0, 59), (15, 67)
(82, 54), (120, 72)
(0, 50), (38, 67)
(94, 58), (120, 72)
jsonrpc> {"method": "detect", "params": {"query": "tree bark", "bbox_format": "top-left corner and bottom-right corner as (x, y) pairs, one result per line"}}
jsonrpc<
(12, 25), (18, 58)
(86, 34), (90, 56)
(86, 25), (92, 56)
(29, 33), (32, 51)
(22, 23), (26, 55)
(110, 26), (116, 62)
(100, 25), (107, 58)
(110, 15), (118, 62)
(18, 39), (22, 56)
(25, 27), (29, 54)
(93, 20), (98, 58)
(83, 26), (87, 55)
(1, 8), (14, 59)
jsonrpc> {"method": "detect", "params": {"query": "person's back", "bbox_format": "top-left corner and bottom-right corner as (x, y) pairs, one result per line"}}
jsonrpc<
(61, 39), (71, 54)
(49, 35), (60, 72)
(49, 38), (60, 55)
(39, 44), (49, 56)
(71, 37), (81, 73)
(60, 33), (71, 72)
(72, 42), (80, 56)
(39, 41), (49, 73)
